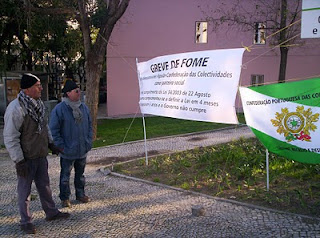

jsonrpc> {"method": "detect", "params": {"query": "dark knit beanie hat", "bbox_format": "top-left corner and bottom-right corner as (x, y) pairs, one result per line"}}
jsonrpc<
(63, 80), (79, 93)
(20, 73), (40, 89)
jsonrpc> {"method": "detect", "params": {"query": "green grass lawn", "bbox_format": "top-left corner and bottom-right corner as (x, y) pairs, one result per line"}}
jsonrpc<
(94, 114), (246, 147)
(93, 114), (320, 217)
(113, 137), (320, 217)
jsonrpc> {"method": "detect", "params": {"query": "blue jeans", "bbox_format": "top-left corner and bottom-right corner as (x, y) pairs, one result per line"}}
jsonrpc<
(59, 157), (87, 201)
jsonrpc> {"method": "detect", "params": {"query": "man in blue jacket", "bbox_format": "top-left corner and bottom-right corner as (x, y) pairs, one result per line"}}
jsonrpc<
(50, 80), (93, 208)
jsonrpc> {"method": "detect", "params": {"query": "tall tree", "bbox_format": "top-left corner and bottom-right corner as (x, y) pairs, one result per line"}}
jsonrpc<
(77, 0), (130, 139)
(0, 0), (30, 71)
(24, 0), (130, 139)
(0, 0), (84, 80)
(199, 0), (302, 83)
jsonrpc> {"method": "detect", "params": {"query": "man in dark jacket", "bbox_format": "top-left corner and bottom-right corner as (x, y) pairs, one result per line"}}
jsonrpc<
(50, 80), (93, 208)
(3, 73), (70, 235)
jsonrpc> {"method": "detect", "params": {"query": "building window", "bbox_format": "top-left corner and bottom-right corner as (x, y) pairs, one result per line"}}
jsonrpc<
(254, 22), (266, 44)
(251, 74), (264, 86)
(196, 21), (208, 43)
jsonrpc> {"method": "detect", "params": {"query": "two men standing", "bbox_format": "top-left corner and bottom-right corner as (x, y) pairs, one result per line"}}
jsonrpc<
(3, 74), (92, 235)
(3, 73), (70, 234)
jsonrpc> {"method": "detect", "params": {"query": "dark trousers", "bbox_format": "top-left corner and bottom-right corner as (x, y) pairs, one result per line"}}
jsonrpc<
(17, 157), (59, 225)
(59, 157), (86, 201)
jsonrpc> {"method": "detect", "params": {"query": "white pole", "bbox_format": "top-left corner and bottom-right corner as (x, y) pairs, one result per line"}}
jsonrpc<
(136, 58), (148, 166)
(266, 149), (269, 191)
(142, 115), (148, 166)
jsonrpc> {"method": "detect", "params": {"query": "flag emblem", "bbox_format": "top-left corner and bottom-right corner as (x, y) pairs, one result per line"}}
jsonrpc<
(271, 106), (319, 143)
(240, 77), (320, 164)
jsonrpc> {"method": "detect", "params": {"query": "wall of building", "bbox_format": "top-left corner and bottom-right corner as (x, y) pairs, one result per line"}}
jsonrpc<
(106, 0), (320, 117)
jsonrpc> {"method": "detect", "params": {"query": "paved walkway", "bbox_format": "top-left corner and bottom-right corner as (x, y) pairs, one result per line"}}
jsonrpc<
(88, 126), (254, 165)
(1, 126), (320, 237)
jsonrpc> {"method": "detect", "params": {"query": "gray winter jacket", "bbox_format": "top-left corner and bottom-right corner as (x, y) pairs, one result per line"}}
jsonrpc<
(3, 98), (53, 163)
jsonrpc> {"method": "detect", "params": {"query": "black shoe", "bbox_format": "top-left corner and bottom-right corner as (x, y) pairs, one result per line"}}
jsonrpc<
(46, 211), (70, 221)
(20, 223), (36, 234)
(76, 195), (90, 203)
(61, 200), (71, 208)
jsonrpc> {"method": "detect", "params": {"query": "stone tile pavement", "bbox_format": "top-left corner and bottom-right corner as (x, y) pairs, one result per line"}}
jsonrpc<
(87, 126), (255, 165)
(1, 127), (320, 237)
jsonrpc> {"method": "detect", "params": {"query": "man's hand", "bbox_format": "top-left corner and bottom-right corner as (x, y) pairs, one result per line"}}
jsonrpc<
(16, 160), (29, 177)
(49, 143), (64, 155)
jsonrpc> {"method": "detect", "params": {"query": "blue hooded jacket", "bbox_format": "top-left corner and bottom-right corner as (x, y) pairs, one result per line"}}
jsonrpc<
(49, 101), (93, 159)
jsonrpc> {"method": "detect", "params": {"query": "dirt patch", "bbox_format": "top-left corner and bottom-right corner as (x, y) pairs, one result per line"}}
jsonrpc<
(87, 150), (171, 166)
(187, 136), (207, 142)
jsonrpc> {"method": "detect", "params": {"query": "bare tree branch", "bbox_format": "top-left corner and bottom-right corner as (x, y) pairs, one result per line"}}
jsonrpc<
(198, 0), (303, 82)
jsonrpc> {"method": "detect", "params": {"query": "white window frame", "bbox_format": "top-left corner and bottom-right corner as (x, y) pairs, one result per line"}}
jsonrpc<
(195, 21), (208, 44)
(254, 22), (266, 45)
(251, 74), (264, 86)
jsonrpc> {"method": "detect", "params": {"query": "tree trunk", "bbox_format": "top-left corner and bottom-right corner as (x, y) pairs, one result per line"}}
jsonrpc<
(278, 46), (288, 83)
(85, 54), (103, 140)
(278, 0), (288, 83)
(78, 0), (130, 140)
(26, 49), (33, 71)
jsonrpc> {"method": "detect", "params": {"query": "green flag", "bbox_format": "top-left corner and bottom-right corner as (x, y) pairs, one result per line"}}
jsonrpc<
(239, 77), (320, 164)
